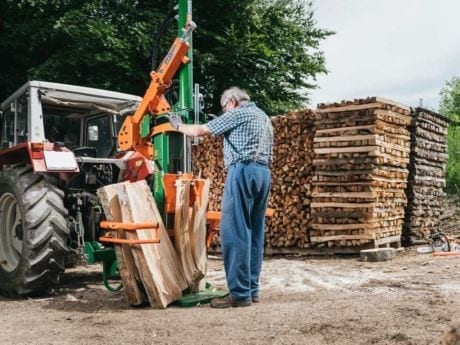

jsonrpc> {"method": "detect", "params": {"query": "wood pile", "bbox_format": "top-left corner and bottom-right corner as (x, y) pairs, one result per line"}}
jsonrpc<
(192, 109), (316, 248)
(97, 179), (209, 308)
(439, 196), (460, 241)
(311, 97), (412, 249)
(403, 108), (449, 242)
(192, 100), (448, 253)
(192, 136), (224, 248)
(192, 136), (225, 212)
(265, 110), (315, 247)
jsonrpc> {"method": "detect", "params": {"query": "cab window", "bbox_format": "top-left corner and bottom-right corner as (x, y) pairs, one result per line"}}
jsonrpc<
(43, 115), (81, 146)
(16, 93), (28, 144)
(86, 115), (112, 157)
(1, 107), (15, 148)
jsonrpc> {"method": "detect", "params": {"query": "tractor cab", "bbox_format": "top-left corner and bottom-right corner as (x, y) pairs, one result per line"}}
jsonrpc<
(0, 81), (144, 296)
(1, 81), (141, 158)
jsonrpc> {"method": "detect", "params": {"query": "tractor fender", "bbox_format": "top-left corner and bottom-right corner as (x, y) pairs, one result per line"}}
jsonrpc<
(0, 142), (80, 174)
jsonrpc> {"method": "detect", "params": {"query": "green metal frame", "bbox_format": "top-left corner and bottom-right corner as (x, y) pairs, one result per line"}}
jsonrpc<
(84, 241), (122, 292)
(84, 1), (226, 303)
(178, 0), (194, 120)
(84, 0), (195, 291)
(152, 0), (194, 215)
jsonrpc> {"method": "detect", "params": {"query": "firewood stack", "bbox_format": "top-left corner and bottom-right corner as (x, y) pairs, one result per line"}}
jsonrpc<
(266, 109), (315, 248)
(192, 135), (226, 212)
(311, 97), (412, 249)
(192, 135), (225, 247)
(192, 109), (316, 248)
(403, 108), (449, 243)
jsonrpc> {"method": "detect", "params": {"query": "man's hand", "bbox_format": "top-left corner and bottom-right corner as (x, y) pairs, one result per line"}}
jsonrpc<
(167, 114), (183, 130)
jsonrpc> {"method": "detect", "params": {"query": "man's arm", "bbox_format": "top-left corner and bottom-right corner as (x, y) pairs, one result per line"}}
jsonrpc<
(177, 123), (212, 137)
(166, 114), (212, 137)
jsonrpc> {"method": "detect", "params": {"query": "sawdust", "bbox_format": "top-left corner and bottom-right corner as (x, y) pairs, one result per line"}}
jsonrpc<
(0, 248), (458, 345)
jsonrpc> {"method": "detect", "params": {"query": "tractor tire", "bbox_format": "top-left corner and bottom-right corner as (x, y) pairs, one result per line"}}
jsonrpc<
(0, 165), (69, 296)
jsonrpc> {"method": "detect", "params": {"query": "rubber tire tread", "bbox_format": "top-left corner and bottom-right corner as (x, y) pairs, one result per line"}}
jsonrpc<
(0, 165), (69, 296)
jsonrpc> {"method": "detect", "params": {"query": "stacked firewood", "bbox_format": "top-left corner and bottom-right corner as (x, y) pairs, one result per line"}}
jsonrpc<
(192, 135), (226, 212)
(403, 108), (449, 242)
(311, 97), (412, 249)
(266, 109), (316, 247)
(192, 109), (316, 248)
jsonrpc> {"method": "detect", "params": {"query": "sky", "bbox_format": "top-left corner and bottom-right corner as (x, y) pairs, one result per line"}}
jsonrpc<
(308, 0), (460, 111)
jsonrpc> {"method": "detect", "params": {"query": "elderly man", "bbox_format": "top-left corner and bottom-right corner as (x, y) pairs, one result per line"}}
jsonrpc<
(169, 86), (273, 308)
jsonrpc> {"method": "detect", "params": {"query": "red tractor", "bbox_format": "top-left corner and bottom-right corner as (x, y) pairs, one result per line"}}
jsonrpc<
(0, 81), (155, 295)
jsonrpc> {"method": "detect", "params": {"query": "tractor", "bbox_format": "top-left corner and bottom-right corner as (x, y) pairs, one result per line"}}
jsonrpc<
(0, 81), (147, 295)
(0, 0), (202, 296)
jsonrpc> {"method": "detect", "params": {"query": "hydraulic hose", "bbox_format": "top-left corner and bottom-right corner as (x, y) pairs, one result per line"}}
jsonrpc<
(439, 232), (451, 252)
(151, 7), (178, 71)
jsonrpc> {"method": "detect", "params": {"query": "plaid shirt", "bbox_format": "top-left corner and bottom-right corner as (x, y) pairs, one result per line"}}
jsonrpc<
(207, 102), (274, 168)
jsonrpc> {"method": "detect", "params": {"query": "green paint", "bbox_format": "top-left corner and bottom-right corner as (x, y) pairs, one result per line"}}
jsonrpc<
(153, 0), (194, 212)
(178, 0), (194, 122)
(84, 1), (197, 294)
(84, 241), (121, 291)
(140, 115), (150, 137)
(175, 283), (228, 307)
(84, 241), (116, 264)
(153, 134), (169, 213)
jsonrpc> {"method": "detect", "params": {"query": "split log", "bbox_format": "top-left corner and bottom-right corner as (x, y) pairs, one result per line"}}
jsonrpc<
(118, 181), (187, 308)
(173, 178), (206, 288)
(97, 183), (147, 306)
(188, 178), (210, 291)
(360, 248), (396, 262)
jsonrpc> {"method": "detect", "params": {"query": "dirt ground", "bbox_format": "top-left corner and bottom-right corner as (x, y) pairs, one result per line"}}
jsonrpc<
(0, 247), (459, 345)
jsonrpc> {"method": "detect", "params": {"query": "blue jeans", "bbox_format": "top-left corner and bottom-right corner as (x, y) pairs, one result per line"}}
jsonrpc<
(220, 162), (271, 301)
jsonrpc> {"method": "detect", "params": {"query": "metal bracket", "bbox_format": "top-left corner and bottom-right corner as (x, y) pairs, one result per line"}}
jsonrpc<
(99, 221), (160, 245)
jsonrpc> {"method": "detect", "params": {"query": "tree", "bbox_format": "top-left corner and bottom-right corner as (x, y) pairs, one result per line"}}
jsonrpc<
(0, 0), (333, 115)
(440, 77), (460, 122)
(194, 0), (333, 114)
(0, 0), (172, 99)
(439, 76), (460, 194)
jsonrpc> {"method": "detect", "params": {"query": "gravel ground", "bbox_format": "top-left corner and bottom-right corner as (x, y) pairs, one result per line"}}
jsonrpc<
(0, 247), (459, 345)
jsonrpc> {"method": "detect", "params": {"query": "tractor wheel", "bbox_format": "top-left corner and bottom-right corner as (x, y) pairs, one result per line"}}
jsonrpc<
(0, 165), (69, 296)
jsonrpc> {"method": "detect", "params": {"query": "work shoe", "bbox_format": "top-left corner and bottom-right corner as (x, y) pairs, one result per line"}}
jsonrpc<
(252, 296), (260, 303)
(210, 295), (252, 308)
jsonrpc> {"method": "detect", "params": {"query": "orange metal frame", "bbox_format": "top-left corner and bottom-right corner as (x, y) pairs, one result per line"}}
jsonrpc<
(163, 173), (211, 213)
(99, 221), (160, 246)
(117, 36), (191, 160)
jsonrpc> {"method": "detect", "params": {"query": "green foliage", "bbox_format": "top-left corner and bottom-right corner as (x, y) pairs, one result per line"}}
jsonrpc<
(0, 0), (332, 115)
(0, 0), (171, 97)
(439, 77), (460, 194)
(194, 0), (333, 114)
(440, 77), (460, 122)
(446, 127), (460, 194)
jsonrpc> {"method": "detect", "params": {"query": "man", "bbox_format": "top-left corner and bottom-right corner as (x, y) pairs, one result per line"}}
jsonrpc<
(169, 86), (274, 308)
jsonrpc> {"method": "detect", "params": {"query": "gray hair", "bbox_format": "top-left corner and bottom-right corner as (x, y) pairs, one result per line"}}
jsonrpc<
(220, 87), (251, 107)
